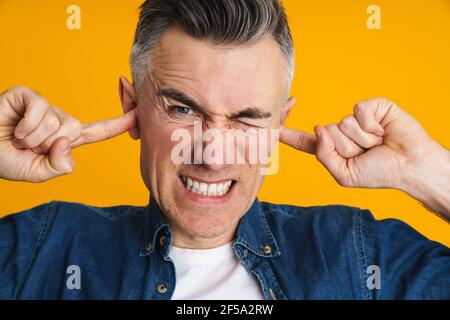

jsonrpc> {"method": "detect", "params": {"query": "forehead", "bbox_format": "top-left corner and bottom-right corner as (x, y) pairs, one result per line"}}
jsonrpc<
(149, 27), (286, 112)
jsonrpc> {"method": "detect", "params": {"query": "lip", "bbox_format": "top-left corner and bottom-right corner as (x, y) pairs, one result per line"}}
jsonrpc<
(177, 175), (236, 205)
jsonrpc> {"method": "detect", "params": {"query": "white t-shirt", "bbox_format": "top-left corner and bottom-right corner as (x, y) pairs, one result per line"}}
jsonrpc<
(168, 242), (265, 300)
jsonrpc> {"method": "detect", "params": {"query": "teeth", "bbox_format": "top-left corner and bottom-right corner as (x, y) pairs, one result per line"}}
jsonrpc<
(199, 183), (208, 193)
(207, 184), (217, 194)
(183, 176), (233, 197)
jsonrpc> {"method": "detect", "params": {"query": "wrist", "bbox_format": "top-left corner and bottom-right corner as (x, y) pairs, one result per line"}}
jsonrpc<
(399, 145), (450, 219)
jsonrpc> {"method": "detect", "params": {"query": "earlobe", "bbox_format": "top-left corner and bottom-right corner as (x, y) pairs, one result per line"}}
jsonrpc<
(118, 76), (140, 140)
(281, 96), (296, 125)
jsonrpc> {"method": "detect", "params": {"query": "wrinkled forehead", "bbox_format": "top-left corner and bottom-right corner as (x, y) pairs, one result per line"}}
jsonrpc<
(146, 27), (286, 113)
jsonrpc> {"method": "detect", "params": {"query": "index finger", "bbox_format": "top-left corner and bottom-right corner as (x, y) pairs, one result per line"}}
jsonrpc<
(72, 108), (137, 147)
(279, 125), (317, 154)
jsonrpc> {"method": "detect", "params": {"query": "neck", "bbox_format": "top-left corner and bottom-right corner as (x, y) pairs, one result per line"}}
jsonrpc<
(171, 225), (237, 249)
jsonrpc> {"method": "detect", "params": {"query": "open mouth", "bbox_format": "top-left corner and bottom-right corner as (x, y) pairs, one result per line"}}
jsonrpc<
(180, 175), (236, 197)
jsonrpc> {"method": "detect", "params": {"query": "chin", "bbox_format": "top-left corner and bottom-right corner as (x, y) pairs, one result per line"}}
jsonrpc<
(176, 204), (236, 233)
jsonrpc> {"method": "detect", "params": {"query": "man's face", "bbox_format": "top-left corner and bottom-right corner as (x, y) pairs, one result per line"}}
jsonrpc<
(136, 27), (289, 246)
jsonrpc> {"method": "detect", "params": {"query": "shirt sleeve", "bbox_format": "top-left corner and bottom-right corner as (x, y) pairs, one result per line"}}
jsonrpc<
(0, 202), (54, 299)
(359, 209), (450, 299)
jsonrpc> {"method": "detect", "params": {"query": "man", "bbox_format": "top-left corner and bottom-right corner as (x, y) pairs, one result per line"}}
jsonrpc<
(0, 0), (448, 300)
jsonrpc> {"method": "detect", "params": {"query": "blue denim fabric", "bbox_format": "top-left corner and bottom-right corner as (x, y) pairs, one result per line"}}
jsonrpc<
(0, 198), (449, 299)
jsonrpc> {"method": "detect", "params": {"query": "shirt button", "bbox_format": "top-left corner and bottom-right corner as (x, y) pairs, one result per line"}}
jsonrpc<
(145, 242), (152, 252)
(243, 249), (249, 257)
(157, 283), (167, 294)
(261, 245), (272, 254)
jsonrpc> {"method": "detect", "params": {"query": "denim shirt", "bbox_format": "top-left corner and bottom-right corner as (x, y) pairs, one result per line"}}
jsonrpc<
(0, 198), (449, 299)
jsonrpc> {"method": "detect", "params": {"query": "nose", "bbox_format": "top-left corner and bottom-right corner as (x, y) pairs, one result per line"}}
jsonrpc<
(198, 121), (229, 171)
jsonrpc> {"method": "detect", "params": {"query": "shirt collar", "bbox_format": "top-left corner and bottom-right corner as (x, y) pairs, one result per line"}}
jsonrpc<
(140, 196), (280, 258)
(234, 198), (281, 258)
(140, 196), (170, 257)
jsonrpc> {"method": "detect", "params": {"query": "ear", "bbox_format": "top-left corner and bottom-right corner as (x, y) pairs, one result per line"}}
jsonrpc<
(119, 76), (140, 140)
(280, 96), (296, 125)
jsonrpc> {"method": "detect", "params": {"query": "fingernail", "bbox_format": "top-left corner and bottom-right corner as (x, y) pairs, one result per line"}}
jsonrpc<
(375, 130), (384, 137)
(64, 163), (74, 174)
(15, 130), (25, 139)
(68, 160), (75, 172)
(315, 128), (322, 138)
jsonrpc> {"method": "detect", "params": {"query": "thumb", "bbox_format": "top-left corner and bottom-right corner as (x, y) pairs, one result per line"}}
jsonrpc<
(41, 137), (75, 180)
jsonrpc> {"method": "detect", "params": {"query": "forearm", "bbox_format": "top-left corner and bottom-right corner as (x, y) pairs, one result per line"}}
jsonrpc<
(400, 146), (450, 221)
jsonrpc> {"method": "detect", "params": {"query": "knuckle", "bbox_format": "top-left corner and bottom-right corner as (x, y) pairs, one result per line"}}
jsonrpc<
(353, 102), (368, 117)
(45, 117), (61, 132)
(353, 102), (364, 113)
(353, 99), (377, 115)
(378, 97), (398, 111)
(364, 136), (382, 148)
(8, 86), (21, 92)
(339, 116), (354, 131)
(359, 134), (380, 148)
(70, 119), (83, 136)
(376, 97), (391, 105)
(9, 86), (29, 94)
(30, 97), (49, 113)
(63, 118), (83, 139)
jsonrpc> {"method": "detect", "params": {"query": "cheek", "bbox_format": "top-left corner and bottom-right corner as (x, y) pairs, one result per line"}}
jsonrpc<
(141, 128), (176, 162)
(234, 129), (278, 165)
(139, 126), (179, 193)
(140, 119), (191, 173)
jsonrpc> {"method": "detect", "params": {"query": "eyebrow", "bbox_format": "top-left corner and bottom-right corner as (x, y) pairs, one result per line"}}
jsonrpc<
(157, 88), (272, 120)
(228, 107), (272, 120)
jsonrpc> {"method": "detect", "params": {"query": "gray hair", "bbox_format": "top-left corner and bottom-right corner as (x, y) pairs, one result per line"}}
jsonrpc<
(130, 0), (295, 97)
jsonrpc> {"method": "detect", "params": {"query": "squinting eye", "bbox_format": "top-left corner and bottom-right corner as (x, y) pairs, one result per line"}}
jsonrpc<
(236, 121), (264, 130)
(171, 106), (195, 115)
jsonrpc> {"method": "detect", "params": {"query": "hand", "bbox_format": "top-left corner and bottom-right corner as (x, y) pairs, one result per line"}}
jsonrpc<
(0, 86), (137, 182)
(280, 98), (449, 199)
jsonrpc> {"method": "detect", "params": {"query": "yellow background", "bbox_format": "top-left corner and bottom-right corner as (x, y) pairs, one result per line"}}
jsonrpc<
(0, 0), (449, 246)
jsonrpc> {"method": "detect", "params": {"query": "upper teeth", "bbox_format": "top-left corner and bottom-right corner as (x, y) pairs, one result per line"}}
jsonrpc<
(182, 176), (232, 196)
